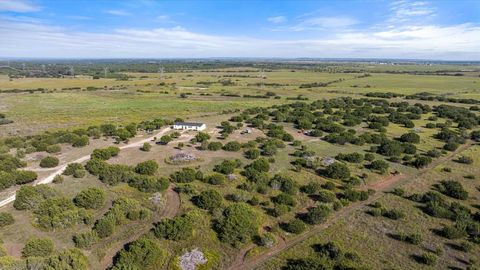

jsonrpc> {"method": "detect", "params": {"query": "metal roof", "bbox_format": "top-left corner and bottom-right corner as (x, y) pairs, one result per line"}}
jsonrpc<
(174, 122), (204, 127)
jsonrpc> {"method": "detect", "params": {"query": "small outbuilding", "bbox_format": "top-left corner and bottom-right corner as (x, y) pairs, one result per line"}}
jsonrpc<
(173, 122), (206, 131)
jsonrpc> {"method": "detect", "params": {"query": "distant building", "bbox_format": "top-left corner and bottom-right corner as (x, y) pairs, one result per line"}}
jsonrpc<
(173, 122), (206, 131)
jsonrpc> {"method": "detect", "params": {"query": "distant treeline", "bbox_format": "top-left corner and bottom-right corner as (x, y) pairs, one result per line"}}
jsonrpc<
(365, 91), (480, 105)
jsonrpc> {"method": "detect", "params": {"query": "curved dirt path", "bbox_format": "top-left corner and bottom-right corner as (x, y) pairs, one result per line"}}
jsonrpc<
(0, 127), (172, 208)
(99, 186), (181, 269)
(229, 141), (474, 270)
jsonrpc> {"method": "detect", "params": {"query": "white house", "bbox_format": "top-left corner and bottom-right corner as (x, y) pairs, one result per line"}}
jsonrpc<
(173, 122), (206, 131)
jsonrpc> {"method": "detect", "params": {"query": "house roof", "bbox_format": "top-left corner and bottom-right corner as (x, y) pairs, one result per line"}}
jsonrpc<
(174, 122), (205, 127)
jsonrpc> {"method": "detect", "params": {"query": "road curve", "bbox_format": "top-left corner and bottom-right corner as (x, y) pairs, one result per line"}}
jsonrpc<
(0, 127), (171, 208)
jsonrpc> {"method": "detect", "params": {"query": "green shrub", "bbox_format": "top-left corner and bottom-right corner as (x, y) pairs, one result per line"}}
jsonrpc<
(418, 252), (437, 265)
(73, 230), (99, 249)
(46, 144), (62, 154)
(208, 141), (223, 151)
(215, 203), (259, 246)
(268, 204), (290, 217)
(14, 170), (38, 184)
(34, 197), (85, 230)
(272, 193), (296, 206)
(400, 132), (420, 143)
(40, 156), (59, 168)
(159, 135), (172, 144)
(0, 212), (14, 227)
(84, 159), (106, 176)
(245, 148), (260, 159)
(135, 160), (158, 175)
(112, 238), (167, 270)
(154, 215), (193, 241)
(128, 175), (169, 193)
(300, 182), (322, 194)
(214, 159), (242, 174)
(443, 142), (459, 151)
(457, 156), (473, 164)
(94, 214), (116, 238)
(283, 219), (306, 234)
(322, 162), (350, 179)
(73, 169), (86, 178)
(0, 171), (15, 190)
(72, 135), (89, 147)
(63, 163), (83, 176)
(206, 173), (226, 185)
(223, 141), (242, 151)
(22, 238), (54, 258)
(305, 204), (332, 224)
(195, 132), (211, 142)
(170, 167), (201, 183)
(141, 142), (152, 152)
(383, 209), (405, 220)
(45, 248), (88, 270)
(193, 190), (222, 211)
(369, 159), (389, 173)
(74, 188), (105, 209)
(91, 146), (120, 160)
(14, 185), (57, 210)
(437, 180), (468, 200)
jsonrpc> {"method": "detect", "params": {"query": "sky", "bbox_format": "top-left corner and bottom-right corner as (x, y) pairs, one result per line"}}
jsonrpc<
(0, 0), (479, 60)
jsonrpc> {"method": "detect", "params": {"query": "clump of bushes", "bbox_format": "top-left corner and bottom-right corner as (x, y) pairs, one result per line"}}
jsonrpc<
(39, 156), (59, 168)
(22, 238), (54, 258)
(193, 190), (223, 211)
(214, 203), (259, 246)
(418, 252), (437, 265)
(282, 219), (306, 234)
(436, 180), (468, 200)
(74, 188), (105, 209)
(154, 215), (193, 241)
(91, 146), (120, 160)
(73, 230), (99, 249)
(112, 238), (167, 269)
(135, 160), (158, 175)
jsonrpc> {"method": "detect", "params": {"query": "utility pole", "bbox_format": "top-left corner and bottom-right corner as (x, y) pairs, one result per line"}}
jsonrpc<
(158, 66), (164, 80)
(104, 67), (108, 78)
(260, 69), (265, 90)
(69, 66), (75, 78)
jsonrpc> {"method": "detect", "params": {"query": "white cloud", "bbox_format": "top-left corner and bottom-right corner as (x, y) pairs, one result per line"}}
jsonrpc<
(272, 16), (358, 32)
(104, 9), (131, 16)
(388, 1), (436, 24)
(267, 16), (286, 24)
(156, 15), (169, 20)
(0, 0), (40, 12)
(0, 16), (479, 60)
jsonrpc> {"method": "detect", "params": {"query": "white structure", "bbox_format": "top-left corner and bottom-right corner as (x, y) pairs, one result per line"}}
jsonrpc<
(173, 122), (206, 131)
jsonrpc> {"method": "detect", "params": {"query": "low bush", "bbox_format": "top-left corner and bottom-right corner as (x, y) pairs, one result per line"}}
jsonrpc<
(154, 215), (193, 241)
(63, 163), (83, 176)
(73, 230), (99, 249)
(193, 190), (223, 211)
(283, 219), (306, 234)
(22, 238), (54, 258)
(40, 156), (59, 168)
(74, 188), (105, 209)
(135, 160), (159, 176)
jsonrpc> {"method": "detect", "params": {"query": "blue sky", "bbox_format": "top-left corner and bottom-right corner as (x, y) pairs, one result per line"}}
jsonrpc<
(0, 0), (479, 60)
